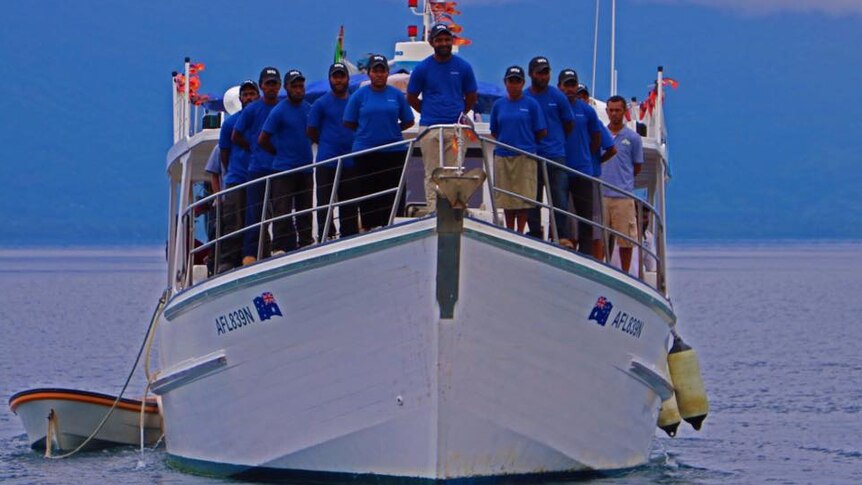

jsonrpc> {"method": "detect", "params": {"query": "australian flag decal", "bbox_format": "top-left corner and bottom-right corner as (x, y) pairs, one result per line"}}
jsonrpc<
(253, 292), (283, 321)
(588, 296), (613, 326)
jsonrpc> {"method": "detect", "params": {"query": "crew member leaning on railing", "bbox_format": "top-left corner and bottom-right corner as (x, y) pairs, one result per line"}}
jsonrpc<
(343, 54), (415, 232)
(489, 65), (547, 233)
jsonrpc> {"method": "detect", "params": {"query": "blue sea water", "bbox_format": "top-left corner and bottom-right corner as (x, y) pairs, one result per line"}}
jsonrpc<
(1, 244), (860, 484)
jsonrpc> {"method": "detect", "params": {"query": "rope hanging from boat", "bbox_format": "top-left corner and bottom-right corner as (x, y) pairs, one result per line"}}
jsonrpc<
(44, 288), (169, 459)
(139, 288), (167, 456)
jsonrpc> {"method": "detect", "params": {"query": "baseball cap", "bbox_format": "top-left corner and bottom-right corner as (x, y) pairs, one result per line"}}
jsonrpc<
(429, 23), (453, 39)
(284, 69), (305, 84)
(558, 69), (578, 85)
(259, 67), (281, 84)
(239, 80), (259, 92)
(329, 62), (349, 76)
(576, 84), (589, 95)
(368, 54), (388, 70)
(529, 56), (550, 73)
(504, 65), (525, 81)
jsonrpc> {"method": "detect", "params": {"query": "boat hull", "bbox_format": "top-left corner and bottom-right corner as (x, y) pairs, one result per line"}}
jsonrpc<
(154, 217), (674, 480)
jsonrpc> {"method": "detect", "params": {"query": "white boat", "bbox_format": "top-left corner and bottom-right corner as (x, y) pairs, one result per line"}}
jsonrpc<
(152, 1), (703, 480)
(8, 388), (162, 452)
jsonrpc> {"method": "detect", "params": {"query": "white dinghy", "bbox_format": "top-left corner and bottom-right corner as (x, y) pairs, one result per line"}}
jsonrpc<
(9, 388), (162, 452)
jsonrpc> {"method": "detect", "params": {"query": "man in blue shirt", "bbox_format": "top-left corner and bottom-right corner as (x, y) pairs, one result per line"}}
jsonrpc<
(601, 95), (644, 273)
(577, 85), (616, 178)
(524, 56), (574, 244)
(559, 71), (616, 256)
(577, 84), (617, 258)
(260, 69), (314, 253)
(308, 62), (359, 239)
(407, 23), (478, 213)
(207, 80), (259, 272)
(233, 67), (281, 265)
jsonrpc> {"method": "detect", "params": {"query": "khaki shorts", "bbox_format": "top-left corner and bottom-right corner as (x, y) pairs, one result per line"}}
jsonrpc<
(419, 126), (461, 212)
(603, 197), (638, 248)
(494, 155), (537, 210)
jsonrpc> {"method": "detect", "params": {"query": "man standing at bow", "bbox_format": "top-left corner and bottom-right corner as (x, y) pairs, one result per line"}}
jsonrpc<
(407, 23), (478, 213)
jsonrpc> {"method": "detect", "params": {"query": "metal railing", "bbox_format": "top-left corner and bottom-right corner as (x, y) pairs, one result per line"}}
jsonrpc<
(473, 135), (667, 293)
(173, 124), (668, 295)
(176, 138), (416, 288)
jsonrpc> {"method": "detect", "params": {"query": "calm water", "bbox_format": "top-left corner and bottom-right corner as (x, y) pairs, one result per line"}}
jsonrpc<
(1, 244), (860, 484)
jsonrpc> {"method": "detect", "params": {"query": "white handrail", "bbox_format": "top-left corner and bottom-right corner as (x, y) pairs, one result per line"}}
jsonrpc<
(177, 125), (668, 295)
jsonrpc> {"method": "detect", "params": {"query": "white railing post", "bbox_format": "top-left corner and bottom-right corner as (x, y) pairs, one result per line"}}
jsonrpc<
(423, 0), (432, 40)
(167, 179), (177, 292)
(172, 153), (192, 291)
(323, 158), (343, 240)
(171, 71), (180, 143)
(656, 66), (665, 143)
(257, 178), (272, 261)
(183, 57), (191, 139)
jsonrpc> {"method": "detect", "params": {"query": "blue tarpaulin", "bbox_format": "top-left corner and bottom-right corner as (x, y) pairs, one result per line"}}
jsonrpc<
(202, 74), (505, 115)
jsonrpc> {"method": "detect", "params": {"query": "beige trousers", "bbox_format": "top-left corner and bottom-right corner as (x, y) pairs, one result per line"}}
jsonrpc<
(419, 126), (462, 212)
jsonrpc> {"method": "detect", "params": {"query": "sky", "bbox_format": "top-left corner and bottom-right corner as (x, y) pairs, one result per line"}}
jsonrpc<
(1, 0), (860, 245)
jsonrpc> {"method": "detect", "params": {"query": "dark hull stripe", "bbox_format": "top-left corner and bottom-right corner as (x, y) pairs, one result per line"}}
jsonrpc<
(9, 387), (158, 413)
(167, 453), (619, 484)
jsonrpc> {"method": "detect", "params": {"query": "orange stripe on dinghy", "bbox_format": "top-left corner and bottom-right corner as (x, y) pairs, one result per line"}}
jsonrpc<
(9, 392), (159, 414)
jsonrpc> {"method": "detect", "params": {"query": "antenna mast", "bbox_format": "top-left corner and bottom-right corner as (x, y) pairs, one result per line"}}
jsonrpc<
(408, 0), (432, 41)
(591, 0), (600, 97)
(610, 0), (617, 96)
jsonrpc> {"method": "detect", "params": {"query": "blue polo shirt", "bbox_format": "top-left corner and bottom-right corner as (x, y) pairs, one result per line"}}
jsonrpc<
(565, 99), (602, 174)
(234, 99), (278, 173)
(593, 124), (616, 177)
(602, 125), (644, 198)
(262, 99), (313, 171)
(217, 112), (251, 185)
(308, 92), (355, 168)
(489, 96), (546, 157)
(343, 85), (414, 153)
(524, 86), (573, 159)
(407, 55), (478, 125)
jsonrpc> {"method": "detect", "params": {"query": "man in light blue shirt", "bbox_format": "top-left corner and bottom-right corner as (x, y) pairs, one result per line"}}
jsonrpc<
(407, 23), (478, 213)
(601, 95), (643, 273)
